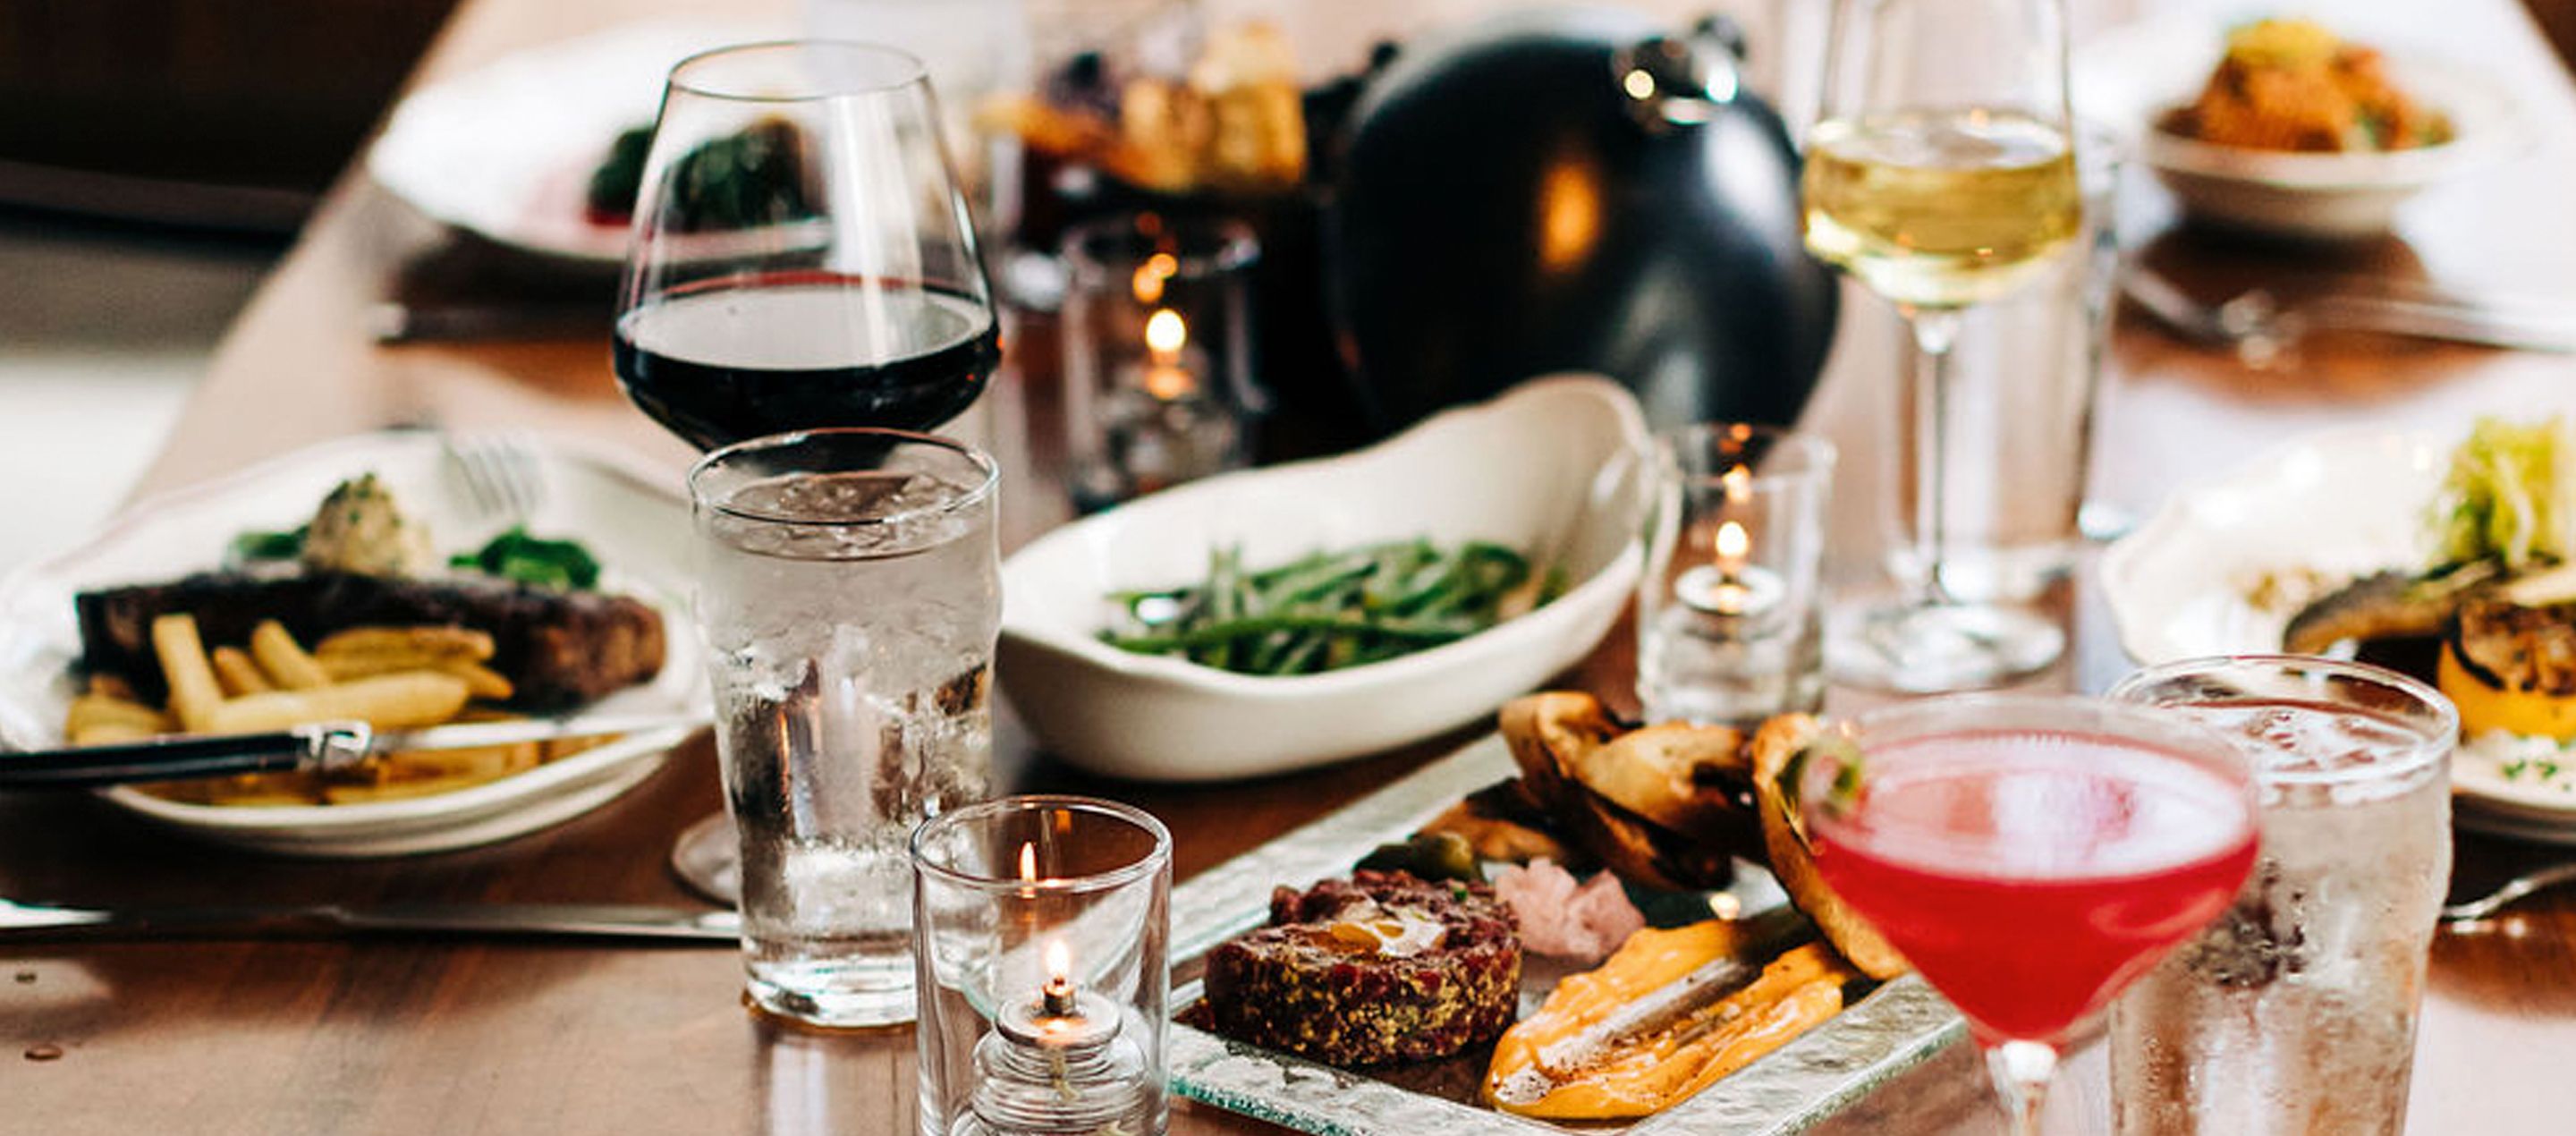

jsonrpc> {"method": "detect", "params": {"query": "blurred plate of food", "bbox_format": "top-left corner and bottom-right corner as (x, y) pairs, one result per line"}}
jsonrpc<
(367, 17), (787, 263)
(996, 376), (1650, 781)
(2075, 16), (2524, 239)
(2102, 414), (2576, 833)
(0, 430), (708, 856)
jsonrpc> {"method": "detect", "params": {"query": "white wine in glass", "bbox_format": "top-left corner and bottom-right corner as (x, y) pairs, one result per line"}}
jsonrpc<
(1803, 107), (2081, 308)
(1803, 0), (2082, 692)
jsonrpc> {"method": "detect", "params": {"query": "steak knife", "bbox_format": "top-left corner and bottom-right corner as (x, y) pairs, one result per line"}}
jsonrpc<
(0, 712), (708, 789)
(0, 896), (739, 943)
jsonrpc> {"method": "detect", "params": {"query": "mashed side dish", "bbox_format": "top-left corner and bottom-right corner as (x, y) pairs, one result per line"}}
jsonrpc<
(2164, 19), (2453, 153)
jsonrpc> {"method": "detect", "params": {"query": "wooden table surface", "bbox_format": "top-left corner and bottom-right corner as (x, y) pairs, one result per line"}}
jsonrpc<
(8, 0), (2576, 1132)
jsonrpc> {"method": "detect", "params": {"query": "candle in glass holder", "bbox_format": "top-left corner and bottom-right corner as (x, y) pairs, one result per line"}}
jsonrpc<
(1675, 521), (1784, 618)
(968, 938), (1152, 1136)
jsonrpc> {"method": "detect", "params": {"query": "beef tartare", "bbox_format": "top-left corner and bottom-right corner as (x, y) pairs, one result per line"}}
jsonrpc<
(1201, 869), (1522, 1066)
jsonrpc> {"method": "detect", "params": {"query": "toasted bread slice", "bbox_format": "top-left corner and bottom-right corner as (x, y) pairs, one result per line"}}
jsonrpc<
(1500, 691), (1623, 806)
(1749, 715), (1910, 980)
(1577, 722), (1750, 836)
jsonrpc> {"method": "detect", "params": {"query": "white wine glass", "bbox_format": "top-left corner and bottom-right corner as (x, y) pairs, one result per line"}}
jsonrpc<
(1802, 0), (2082, 691)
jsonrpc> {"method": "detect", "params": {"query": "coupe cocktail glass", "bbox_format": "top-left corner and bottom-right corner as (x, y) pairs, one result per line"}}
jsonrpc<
(1798, 695), (2258, 1135)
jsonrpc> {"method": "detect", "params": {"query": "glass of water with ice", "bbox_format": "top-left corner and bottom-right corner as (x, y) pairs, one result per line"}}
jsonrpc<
(688, 428), (1001, 1028)
(2107, 656), (2457, 1136)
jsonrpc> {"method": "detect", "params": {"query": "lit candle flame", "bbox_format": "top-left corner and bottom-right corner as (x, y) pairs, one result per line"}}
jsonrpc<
(1040, 937), (1078, 1016)
(1018, 842), (1038, 883)
(1142, 309), (1195, 400)
(1131, 252), (1178, 304)
(1144, 309), (1188, 360)
(1716, 521), (1750, 564)
(1720, 463), (1752, 504)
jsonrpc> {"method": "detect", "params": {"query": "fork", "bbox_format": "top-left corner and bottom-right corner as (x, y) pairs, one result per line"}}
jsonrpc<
(2122, 265), (2576, 367)
(444, 432), (546, 528)
(2442, 861), (2576, 923)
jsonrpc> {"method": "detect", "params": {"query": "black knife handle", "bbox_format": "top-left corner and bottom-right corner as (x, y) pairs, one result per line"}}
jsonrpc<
(0, 722), (371, 789)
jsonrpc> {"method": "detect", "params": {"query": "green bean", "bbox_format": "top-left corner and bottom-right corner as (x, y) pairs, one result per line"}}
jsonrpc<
(1098, 538), (1554, 675)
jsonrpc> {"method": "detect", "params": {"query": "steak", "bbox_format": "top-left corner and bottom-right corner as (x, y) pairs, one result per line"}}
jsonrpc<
(76, 571), (665, 710)
(1201, 869), (1521, 1067)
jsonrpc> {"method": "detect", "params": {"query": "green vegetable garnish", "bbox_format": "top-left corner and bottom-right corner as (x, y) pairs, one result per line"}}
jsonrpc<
(1100, 539), (1546, 676)
(451, 527), (601, 589)
(1802, 733), (1869, 821)
(231, 525), (309, 562)
(2430, 415), (2574, 572)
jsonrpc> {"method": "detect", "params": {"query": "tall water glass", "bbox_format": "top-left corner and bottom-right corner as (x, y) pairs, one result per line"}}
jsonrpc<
(690, 428), (1001, 1028)
(2108, 656), (2457, 1136)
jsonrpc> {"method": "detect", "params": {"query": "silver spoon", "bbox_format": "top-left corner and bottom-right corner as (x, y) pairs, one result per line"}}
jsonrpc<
(2441, 862), (2576, 923)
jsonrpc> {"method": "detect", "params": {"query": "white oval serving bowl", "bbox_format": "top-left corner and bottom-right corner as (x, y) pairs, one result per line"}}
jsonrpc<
(997, 376), (1652, 782)
(2074, 19), (2523, 240)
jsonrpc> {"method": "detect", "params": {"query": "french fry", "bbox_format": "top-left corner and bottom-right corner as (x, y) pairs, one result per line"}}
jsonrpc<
(66, 691), (172, 736)
(250, 620), (332, 691)
(318, 654), (513, 700)
(70, 721), (163, 746)
(440, 662), (513, 701)
(204, 670), (471, 734)
(151, 614), (225, 733)
(313, 626), (494, 663)
(211, 646), (274, 698)
(177, 772), (322, 807)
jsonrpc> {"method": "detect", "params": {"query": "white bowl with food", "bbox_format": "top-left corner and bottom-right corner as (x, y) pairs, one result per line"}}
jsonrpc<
(2078, 18), (2522, 240)
(997, 376), (1652, 782)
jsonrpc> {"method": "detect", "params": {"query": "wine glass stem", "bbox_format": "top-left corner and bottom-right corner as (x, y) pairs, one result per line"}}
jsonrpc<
(1902, 306), (1964, 606)
(1985, 1039), (2059, 1136)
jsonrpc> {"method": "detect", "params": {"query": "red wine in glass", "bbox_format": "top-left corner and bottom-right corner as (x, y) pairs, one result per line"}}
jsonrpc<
(614, 272), (1002, 450)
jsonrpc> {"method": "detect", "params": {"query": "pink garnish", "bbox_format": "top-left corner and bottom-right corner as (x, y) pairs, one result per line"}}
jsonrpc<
(1494, 858), (1646, 964)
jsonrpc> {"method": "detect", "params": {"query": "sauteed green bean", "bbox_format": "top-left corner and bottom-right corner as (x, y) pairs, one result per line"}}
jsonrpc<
(1101, 539), (1563, 675)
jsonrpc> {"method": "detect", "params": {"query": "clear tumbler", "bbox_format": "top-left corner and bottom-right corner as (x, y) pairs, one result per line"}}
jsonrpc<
(2107, 655), (2457, 1136)
(913, 795), (1173, 1136)
(690, 428), (1001, 1028)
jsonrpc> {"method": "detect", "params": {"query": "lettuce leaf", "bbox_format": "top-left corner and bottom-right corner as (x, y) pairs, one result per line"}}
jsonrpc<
(2431, 416), (2574, 571)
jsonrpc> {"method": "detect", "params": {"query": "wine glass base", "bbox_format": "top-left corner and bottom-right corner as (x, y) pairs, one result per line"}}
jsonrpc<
(669, 811), (741, 907)
(1827, 599), (2064, 693)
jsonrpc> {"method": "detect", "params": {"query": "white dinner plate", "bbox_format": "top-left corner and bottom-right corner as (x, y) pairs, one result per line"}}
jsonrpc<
(368, 18), (784, 262)
(2100, 421), (2576, 837)
(0, 430), (708, 857)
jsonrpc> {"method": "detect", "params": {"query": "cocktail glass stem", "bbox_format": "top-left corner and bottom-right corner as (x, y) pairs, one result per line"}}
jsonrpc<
(1902, 306), (1962, 605)
(1986, 1039), (2059, 1136)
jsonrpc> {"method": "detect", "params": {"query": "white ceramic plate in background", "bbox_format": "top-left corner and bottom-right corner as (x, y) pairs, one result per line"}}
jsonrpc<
(0, 430), (708, 856)
(997, 376), (1652, 782)
(2075, 18), (2525, 239)
(2099, 422), (2576, 835)
(369, 19), (783, 262)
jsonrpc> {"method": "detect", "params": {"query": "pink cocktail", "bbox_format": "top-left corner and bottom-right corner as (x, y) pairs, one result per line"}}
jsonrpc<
(1800, 697), (2257, 1135)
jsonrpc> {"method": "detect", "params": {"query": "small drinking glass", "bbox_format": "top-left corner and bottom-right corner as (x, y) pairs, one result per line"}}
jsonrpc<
(1059, 214), (1263, 512)
(913, 795), (1173, 1136)
(1636, 425), (1835, 726)
(2107, 656), (2456, 1136)
(690, 428), (1001, 1029)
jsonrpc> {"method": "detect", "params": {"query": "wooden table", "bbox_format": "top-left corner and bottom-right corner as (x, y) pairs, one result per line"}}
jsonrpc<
(7, 0), (2576, 1132)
